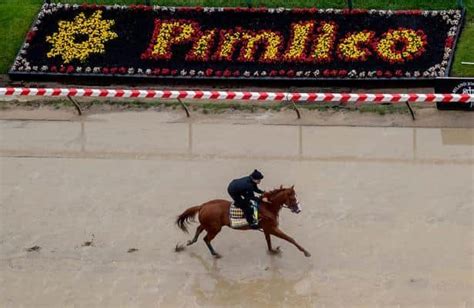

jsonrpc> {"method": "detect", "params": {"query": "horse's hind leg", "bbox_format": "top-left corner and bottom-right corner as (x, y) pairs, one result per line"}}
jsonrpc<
(203, 228), (222, 258)
(187, 225), (204, 246)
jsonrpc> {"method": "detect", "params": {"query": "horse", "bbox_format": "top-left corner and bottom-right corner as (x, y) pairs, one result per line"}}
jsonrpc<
(175, 186), (311, 258)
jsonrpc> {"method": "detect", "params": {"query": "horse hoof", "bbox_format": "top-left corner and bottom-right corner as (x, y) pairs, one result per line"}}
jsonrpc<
(304, 251), (311, 257)
(269, 247), (281, 255)
(213, 253), (222, 259)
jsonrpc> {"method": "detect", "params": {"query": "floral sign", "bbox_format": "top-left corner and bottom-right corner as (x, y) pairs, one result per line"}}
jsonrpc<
(10, 3), (464, 80)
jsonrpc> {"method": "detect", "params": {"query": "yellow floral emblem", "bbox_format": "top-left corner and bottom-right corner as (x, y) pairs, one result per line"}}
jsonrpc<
(46, 11), (118, 64)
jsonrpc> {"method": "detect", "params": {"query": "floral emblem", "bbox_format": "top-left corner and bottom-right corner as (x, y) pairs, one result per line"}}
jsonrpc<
(46, 11), (118, 63)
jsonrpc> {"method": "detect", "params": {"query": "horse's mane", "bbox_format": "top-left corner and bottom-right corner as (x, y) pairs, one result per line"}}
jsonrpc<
(265, 187), (288, 196)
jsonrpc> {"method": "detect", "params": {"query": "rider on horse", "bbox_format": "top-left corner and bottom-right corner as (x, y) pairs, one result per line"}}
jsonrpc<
(227, 169), (267, 229)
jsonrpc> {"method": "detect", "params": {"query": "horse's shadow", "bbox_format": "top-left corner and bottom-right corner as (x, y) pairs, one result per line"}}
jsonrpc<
(187, 252), (316, 306)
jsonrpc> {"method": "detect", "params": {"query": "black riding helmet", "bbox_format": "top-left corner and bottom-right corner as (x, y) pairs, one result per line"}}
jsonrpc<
(250, 169), (264, 180)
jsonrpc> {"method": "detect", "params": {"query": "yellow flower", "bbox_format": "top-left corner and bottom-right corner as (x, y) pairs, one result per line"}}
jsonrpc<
(46, 11), (118, 63)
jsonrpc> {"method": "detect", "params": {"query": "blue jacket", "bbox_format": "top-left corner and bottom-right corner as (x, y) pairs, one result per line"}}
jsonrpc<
(228, 176), (264, 202)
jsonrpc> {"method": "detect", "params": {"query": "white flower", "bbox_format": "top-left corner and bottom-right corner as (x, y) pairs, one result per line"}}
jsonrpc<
(405, 72), (411, 77)
(313, 70), (320, 76)
(137, 68), (143, 74)
(296, 71), (303, 77)
(197, 70), (204, 76)
(260, 71), (267, 76)
(243, 71), (250, 77)
(189, 70), (196, 76)
(41, 65), (48, 72)
(128, 68), (135, 74)
(180, 69), (187, 76)
(93, 67), (101, 73)
(32, 66), (38, 71)
(414, 71), (421, 77)
(253, 71), (259, 76)
(145, 69), (152, 75)
(85, 67), (92, 73)
(304, 71), (311, 77)
(359, 72), (366, 78)
(76, 67), (82, 73)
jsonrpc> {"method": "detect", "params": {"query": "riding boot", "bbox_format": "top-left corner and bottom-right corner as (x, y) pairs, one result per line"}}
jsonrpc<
(243, 207), (259, 229)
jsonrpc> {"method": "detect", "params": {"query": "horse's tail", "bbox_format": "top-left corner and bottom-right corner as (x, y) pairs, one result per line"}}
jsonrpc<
(176, 205), (201, 233)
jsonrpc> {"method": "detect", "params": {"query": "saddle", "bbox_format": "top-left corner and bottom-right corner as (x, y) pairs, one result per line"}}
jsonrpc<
(229, 200), (259, 229)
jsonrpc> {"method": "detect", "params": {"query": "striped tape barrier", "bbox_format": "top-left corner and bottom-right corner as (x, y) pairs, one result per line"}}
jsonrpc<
(0, 87), (473, 103)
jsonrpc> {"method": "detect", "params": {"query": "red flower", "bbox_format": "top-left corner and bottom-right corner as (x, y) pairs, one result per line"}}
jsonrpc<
(232, 70), (240, 77)
(110, 67), (118, 74)
(338, 70), (348, 77)
(269, 70), (278, 77)
(286, 70), (295, 77)
(66, 65), (75, 73)
(102, 67), (109, 74)
(26, 31), (36, 43)
(205, 68), (213, 76)
(50, 66), (57, 73)
(323, 69), (330, 77)
(161, 68), (170, 75)
(59, 66), (66, 73)
(118, 67), (127, 74)
(215, 70), (222, 77)
(395, 70), (403, 77)
(223, 69), (232, 77)
(384, 71), (393, 78)
(278, 69), (286, 76)
(445, 36), (455, 48)
(330, 70), (338, 77)
(171, 69), (178, 76)
(376, 70), (383, 77)
(153, 68), (161, 75)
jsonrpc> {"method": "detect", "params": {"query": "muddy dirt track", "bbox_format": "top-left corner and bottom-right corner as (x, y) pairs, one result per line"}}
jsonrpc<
(0, 110), (473, 307)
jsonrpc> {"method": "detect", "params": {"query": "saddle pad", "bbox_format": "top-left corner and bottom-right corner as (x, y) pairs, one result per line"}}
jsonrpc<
(229, 203), (258, 229)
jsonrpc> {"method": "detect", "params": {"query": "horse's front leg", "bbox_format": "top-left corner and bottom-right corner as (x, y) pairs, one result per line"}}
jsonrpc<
(264, 231), (281, 254)
(270, 227), (311, 257)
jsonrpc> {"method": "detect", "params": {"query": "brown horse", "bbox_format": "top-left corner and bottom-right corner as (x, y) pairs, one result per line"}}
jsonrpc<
(176, 186), (311, 258)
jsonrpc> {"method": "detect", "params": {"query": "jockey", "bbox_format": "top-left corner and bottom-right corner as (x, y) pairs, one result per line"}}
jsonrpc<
(227, 169), (267, 229)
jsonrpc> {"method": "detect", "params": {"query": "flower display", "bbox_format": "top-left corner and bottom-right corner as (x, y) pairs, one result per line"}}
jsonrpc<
(46, 10), (118, 63)
(375, 28), (427, 63)
(10, 3), (464, 80)
(309, 22), (337, 63)
(337, 31), (375, 61)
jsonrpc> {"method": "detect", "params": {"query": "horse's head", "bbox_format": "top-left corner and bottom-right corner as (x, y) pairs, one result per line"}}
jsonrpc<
(264, 185), (302, 214)
(283, 186), (301, 214)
